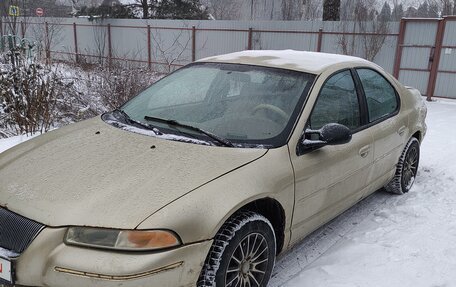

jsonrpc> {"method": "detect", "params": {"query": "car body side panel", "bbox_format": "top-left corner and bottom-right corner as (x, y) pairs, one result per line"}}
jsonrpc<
(137, 146), (295, 249)
(363, 72), (427, 196)
(402, 86), (427, 141)
(289, 131), (374, 245)
(363, 114), (409, 195)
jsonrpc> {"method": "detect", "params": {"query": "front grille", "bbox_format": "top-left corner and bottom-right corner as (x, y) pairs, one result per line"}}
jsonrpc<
(0, 208), (44, 254)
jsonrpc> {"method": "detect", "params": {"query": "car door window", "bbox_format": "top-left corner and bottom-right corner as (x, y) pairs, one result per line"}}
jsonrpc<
(356, 68), (398, 122)
(310, 70), (361, 130)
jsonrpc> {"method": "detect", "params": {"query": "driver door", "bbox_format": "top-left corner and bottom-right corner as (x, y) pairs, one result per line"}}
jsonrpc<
(289, 69), (374, 246)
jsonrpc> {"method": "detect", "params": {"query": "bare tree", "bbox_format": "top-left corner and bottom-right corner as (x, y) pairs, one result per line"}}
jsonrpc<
(360, 17), (389, 61)
(338, 0), (390, 61)
(441, 0), (454, 15)
(31, 17), (64, 63)
(135, 0), (150, 19)
(207, 0), (241, 20)
(281, 0), (305, 20)
(92, 21), (108, 65)
(151, 27), (192, 73)
(426, 0), (455, 16)
(302, 0), (323, 20)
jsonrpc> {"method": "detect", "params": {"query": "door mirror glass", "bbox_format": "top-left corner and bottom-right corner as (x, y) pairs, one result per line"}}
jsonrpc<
(319, 123), (352, 145)
(299, 123), (352, 152)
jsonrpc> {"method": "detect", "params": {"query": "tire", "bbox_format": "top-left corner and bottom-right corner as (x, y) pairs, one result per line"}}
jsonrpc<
(197, 211), (276, 287)
(385, 137), (420, 195)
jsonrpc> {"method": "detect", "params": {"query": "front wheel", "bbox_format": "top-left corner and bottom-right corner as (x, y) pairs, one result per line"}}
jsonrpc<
(385, 137), (420, 195)
(197, 211), (276, 287)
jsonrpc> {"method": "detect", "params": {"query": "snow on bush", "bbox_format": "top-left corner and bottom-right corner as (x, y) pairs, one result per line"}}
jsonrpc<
(90, 65), (162, 110)
(0, 53), (164, 138)
(0, 60), (72, 136)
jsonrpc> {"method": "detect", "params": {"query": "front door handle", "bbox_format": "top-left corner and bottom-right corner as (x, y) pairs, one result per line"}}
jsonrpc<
(398, 126), (407, 136)
(359, 145), (370, 158)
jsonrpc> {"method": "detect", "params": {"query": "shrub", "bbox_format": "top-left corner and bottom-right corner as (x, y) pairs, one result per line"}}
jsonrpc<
(0, 62), (62, 135)
(92, 65), (163, 110)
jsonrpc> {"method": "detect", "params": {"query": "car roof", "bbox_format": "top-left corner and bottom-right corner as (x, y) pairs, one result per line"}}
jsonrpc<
(197, 50), (372, 74)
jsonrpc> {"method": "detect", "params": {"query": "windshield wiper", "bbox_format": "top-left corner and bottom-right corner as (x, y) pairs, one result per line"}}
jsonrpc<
(113, 109), (162, 135)
(144, 115), (234, 147)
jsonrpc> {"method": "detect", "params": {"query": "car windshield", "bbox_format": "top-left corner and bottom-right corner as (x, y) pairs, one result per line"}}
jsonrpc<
(109, 62), (315, 148)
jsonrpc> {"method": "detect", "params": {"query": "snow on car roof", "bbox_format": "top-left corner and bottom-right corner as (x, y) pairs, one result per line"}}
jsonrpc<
(198, 50), (371, 74)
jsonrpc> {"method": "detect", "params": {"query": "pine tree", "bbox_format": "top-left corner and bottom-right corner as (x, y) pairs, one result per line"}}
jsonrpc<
(442, 0), (453, 16)
(379, 2), (391, 21)
(392, 3), (403, 20)
(417, 1), (429, 17)
(428, 2), (439, 17)
(323, 0), (340, 21)
(155, 0), (209, 19)
(405, 6), (417, 17)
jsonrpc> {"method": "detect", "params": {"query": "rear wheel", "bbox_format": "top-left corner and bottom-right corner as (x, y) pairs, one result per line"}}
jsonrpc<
(197, 211), (276, 287)
(385, 137), (420, 195)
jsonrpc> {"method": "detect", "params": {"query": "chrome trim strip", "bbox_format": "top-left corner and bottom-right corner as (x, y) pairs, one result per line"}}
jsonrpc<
(54, 261), (183, 281)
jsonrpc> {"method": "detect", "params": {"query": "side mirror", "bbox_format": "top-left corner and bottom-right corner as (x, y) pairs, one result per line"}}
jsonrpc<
(298, 123), (352, 154)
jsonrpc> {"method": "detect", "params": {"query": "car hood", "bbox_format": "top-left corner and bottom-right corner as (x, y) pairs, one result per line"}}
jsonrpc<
(0, 117), (267, 229)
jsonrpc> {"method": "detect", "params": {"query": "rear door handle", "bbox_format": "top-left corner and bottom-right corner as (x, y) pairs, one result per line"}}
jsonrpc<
(398, 126), (407, 136)
(359, 145), (370, 158)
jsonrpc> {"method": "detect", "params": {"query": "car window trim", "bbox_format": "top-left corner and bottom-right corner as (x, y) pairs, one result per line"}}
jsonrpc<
(352, 67), (401, 128)
(286, 73), (320, 145)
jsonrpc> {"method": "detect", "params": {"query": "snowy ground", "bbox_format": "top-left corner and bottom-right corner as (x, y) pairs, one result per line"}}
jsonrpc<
(271, 99), (456, 286)
(0, 99), (455, 287)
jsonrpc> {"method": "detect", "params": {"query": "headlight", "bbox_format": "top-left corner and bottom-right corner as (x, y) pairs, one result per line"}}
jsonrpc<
(65, 227), (181, 251)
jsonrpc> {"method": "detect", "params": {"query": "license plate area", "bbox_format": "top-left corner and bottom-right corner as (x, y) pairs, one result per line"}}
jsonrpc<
(0, 257), (13, 285)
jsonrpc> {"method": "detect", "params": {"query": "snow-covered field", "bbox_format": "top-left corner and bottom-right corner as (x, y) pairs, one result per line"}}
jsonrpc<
(0, 99), (454, 287)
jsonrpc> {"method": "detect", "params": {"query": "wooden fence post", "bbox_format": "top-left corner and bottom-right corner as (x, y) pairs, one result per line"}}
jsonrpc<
(317, 28), (323, 52)
(107, 23), (112, 68)
(426, 18), (446, 101)
(0, 19), (3, 52)
(147, 24), (152, 69)
(192, 25), (196, 62)
(73, 23), (79, 63)
(248, 28), (253, 50)
(393, 19), (407, 79)
(20, 21), (25, 38)
(45, 22), (50, 64)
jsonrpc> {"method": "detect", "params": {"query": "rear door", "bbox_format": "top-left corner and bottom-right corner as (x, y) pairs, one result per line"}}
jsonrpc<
(354, 68), (407, 195)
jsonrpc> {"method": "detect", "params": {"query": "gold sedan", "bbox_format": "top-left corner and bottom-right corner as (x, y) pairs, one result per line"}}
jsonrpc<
(0, 50), (426, 287)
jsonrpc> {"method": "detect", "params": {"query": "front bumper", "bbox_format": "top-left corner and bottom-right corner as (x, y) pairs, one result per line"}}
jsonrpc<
(12, 227), (212, 287)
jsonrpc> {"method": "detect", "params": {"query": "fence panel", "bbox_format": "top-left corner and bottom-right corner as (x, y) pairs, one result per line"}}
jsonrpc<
(2, 17), (455, 99)
(397, 19), (439, 96)
(435, 17), (456, 98)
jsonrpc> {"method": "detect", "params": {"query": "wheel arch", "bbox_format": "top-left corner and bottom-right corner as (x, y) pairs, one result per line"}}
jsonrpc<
(412, 130), (422, 142)
(236, 197), (286, 254)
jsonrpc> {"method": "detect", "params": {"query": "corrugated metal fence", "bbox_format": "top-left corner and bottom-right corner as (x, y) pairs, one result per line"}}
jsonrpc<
(393, 17), (456, 99)
(1, 17), (455, 99)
